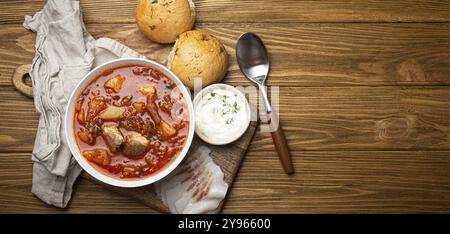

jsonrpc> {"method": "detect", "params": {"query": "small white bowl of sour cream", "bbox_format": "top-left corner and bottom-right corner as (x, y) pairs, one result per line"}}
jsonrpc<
(193, 84), (251, 145)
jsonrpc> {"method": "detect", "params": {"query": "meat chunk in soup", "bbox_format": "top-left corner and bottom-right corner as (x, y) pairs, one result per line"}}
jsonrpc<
(123, 133), (149, 157)
(82, 149), (111, 166)
(101, 124), (124, 152)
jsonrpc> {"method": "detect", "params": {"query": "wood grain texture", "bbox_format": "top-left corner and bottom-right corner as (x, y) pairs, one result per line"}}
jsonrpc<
(3, 23), (450, 87)
(2, 0), (450, 214)
(2, 85), (450, 152)
(2, 150), (450, 213)
(2, 0), (450, 24)
(0, 154), (158, 213)
(224, 150), (450, 213)
(81, 173), (170, 213)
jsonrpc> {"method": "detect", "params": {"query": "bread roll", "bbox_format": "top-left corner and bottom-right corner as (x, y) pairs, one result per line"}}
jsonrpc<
(136, 0), (195, 44)
(168, 30), (229, 90)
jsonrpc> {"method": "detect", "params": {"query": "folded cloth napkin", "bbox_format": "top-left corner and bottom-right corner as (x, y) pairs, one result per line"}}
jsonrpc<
(24, 0), (144, 208)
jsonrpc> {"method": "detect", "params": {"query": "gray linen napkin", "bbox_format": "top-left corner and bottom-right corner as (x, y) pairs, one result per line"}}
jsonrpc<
(24, 0), (143, 208)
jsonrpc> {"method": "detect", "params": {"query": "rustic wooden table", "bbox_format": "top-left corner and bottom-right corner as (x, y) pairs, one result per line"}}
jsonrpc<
(1, 0), (450, 213)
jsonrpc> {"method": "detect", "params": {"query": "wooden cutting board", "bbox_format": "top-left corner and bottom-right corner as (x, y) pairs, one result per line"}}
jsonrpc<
(12, 62), (258, 214)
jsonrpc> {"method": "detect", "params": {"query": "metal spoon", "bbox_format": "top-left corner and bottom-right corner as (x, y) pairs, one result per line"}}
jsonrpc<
(236, 32), (294, 175)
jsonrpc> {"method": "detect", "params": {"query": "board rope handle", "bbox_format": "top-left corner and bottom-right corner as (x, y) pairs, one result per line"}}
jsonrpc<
(12, 64), (33, 98)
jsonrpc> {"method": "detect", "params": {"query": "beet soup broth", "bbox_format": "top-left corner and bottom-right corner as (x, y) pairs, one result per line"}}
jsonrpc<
(73, 64), (189, 179)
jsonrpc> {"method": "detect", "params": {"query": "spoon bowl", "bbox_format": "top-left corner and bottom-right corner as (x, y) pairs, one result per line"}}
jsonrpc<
(236, 32), (270, 86)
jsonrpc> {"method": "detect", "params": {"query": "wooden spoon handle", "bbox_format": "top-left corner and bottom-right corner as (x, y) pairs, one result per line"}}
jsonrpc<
(269, 112), (294, 174)
(12, 64), (33, 98)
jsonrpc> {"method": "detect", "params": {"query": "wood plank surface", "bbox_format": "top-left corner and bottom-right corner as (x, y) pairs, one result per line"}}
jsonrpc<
(2, 85), (450, 152)
(225, 150), (450, 213)
(1, 0), (450, 214)
(0, 153), (158, 213)
(2, 23), (450, 87)
(2, 0), (450, 24)
(1, 151), (450, 213)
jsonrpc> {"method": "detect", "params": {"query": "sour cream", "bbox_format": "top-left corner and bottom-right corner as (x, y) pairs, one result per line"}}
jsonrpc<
(194, 84), (250, 145)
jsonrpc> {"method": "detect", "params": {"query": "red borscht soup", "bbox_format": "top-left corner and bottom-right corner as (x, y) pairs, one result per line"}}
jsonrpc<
(73, 64), (189, 179)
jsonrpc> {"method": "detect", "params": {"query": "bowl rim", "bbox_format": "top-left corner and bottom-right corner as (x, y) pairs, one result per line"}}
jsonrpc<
(193, 83), (251, 145)
(64, 58), (195, 188)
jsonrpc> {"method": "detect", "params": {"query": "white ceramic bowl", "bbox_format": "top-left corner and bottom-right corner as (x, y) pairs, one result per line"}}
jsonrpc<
(65, 58), (195, 188)
(193, 83), (251, 145)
